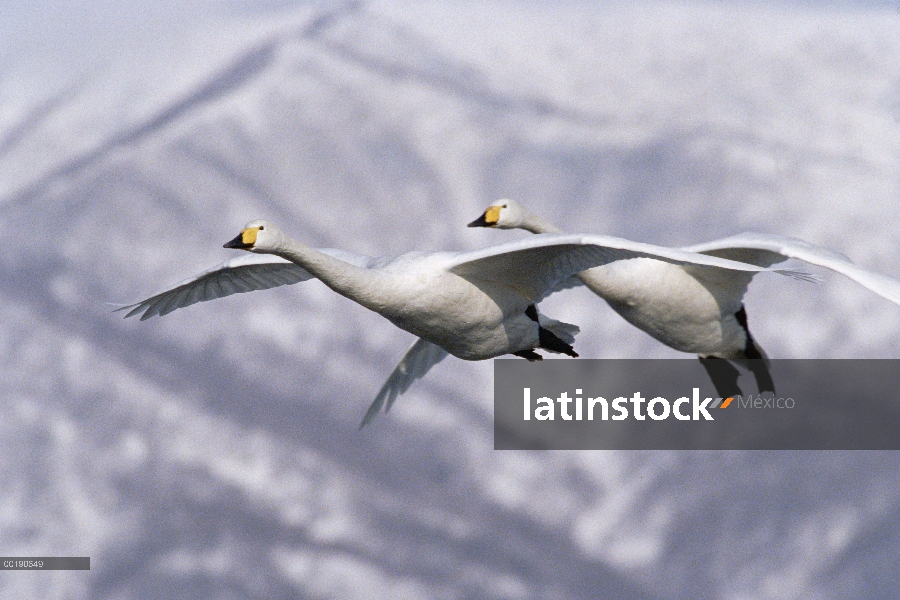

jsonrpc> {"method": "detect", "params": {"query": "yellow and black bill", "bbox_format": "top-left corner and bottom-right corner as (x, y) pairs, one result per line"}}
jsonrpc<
(223, 227), (259, 249)
(467, 206), (501, 227)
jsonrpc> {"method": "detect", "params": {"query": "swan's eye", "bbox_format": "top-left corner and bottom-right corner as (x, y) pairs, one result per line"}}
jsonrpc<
(502, 204), (508, 208)
(258, 226), (265, 230)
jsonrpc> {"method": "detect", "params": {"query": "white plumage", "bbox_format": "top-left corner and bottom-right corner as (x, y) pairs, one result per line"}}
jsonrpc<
(119, 218), (793, 425)
(469, 199), (900, 395)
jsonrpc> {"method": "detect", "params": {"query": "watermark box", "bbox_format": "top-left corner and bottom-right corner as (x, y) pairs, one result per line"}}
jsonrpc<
(0, 557), (90, 570)
(494, 359), (900, 450)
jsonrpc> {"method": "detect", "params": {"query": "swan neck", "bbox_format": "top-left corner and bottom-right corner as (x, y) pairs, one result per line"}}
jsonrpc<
(520, 211), (563, 234)
(271, 236), (383, 307)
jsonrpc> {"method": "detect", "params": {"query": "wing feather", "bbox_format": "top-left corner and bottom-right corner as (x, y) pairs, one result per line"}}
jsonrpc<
(141, 295), (169, 320)
(448, 233), (783, 302)
(116, 249), (376, 320)
(684, 232), (900, 305)
(359, 338), (449, 428)
(536, 274), (585, 302)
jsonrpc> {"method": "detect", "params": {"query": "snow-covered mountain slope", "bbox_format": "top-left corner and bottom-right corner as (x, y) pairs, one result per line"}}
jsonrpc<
(2, 1), (900, 598)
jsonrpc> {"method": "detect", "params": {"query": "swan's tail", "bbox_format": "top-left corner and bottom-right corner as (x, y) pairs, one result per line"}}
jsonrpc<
(537, 316), (580, 347)
(523, 305), (580, 356)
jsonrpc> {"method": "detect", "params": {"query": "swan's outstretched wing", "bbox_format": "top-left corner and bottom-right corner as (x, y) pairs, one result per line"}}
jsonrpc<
(535, 275), (584, 302)
(448, 233), (794, 302)
(359, 338), (449, 429)
(116, 249), (375, 320)
(684, 232), (900, 305)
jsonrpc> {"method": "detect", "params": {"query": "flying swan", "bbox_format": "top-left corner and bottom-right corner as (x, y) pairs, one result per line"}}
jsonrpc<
(469, 199), (900, 396)
(118, 219), (796, 426)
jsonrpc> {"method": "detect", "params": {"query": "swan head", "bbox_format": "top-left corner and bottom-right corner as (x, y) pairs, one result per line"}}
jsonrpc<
(223, 219), (282, 252)
(467, 199), (526, 229)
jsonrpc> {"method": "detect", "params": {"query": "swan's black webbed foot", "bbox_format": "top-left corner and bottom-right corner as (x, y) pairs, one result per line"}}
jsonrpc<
(699, 356), (742, 398)
(539, 328), (579, 357)
(735, 306), (775, 394)
(514, 350), (543, 361)
(744, 359), (775, 394)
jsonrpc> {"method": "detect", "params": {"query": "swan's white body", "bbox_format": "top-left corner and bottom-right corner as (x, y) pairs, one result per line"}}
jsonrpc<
(118, 219), (792, 425)
(470, 199), (900, 360)
(574, 258), (749, 356)
(285, 249), (547, 361)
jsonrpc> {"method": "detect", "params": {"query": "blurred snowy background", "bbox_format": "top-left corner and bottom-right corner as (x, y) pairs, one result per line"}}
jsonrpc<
(2, 0), (900, 597)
